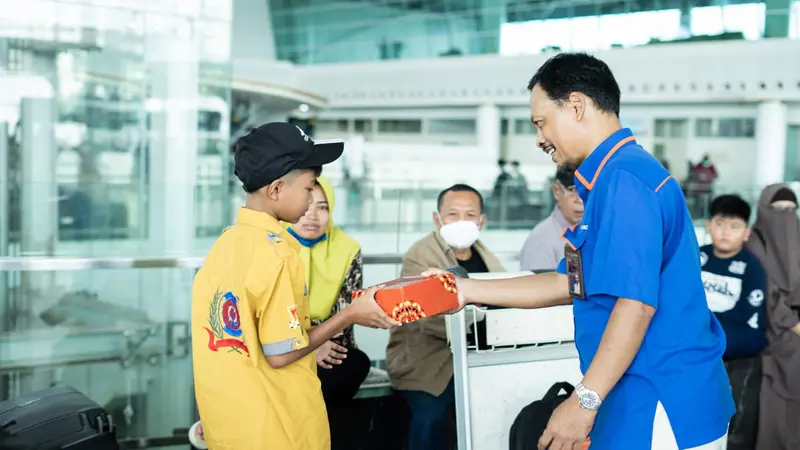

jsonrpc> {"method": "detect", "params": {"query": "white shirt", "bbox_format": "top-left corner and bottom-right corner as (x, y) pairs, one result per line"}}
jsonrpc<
(519, 207), (572, 271)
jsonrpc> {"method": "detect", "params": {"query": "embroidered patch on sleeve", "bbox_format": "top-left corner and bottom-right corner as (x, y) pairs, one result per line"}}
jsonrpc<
(204, 289), (249, 357)
(287, 305), (301, 329)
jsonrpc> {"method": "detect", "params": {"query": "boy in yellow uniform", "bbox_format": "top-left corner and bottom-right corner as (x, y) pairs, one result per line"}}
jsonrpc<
(191, 122), (400, 450)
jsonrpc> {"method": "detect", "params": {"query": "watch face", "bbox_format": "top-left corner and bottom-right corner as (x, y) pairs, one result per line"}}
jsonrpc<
(580, 391), (601, 410)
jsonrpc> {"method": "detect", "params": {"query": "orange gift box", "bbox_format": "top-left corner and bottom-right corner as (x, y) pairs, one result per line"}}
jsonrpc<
(351, 273), (460, 324)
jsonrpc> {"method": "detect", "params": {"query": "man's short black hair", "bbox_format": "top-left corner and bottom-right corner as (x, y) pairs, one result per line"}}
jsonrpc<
(709, 194), (751, 223)
(437, 184), (484, 212)
(527, 52), (621, 117)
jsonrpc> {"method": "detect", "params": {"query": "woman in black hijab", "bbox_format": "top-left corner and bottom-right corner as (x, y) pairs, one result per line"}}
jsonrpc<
(747, 184), (800, 450)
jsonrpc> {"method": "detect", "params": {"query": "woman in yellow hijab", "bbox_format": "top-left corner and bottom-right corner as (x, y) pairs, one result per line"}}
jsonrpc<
(285, 176), (370, 412)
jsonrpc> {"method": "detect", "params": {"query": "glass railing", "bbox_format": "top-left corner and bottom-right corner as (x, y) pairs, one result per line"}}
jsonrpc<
(0, 254), (413, 446)
(1, 178), (793, 258)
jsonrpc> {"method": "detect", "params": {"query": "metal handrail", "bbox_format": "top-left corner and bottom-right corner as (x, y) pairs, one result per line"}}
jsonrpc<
(0, 254), (405, 271)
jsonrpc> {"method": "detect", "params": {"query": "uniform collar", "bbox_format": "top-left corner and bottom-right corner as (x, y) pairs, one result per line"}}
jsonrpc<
(236, 207), (284, 233)
(574, 128), (636, 201)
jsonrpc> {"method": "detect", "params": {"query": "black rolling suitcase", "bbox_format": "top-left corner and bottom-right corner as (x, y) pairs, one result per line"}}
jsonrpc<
(0, 385), (119, 450)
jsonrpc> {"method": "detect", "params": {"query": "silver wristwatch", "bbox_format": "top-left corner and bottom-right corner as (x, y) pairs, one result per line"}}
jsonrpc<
(575, 382), (602, 411)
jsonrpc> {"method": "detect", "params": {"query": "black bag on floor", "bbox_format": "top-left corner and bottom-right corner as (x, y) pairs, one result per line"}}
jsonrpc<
(509, 382), (574, 450)
(0, 385), (119, 450)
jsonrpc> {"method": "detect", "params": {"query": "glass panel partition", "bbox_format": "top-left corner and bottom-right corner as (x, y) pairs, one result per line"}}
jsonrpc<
(0, 255), (402, 444)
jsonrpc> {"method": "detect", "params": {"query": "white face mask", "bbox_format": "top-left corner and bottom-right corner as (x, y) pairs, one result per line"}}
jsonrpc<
(438, 220), (480, 249)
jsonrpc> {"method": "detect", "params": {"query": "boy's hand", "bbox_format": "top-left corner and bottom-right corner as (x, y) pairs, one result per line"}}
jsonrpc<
(348, 286), (402, 329)
(316, 340), (347, 369)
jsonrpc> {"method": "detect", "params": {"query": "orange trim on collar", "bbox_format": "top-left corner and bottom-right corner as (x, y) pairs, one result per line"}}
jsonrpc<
(561, 223), (578, 250)
(574, 136), (636, 191)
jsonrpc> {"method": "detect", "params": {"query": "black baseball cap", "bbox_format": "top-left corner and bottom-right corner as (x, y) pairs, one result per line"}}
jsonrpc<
(234, 122), (344, 193)
(554, 166), (576, 188)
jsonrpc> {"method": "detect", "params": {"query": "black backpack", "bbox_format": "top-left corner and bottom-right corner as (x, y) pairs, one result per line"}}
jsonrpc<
(509, 382), (575, 450)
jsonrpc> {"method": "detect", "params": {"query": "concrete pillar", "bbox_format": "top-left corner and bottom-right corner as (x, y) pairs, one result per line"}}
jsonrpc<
(755, 100), (788, 188)
(0, 40), (7, 262)
(30, 51), (59, 96)
(19, 98), (58, 394)
(477, 104), (501, 160)
(764, 0), (792, 38)
(20, 98), (57, 259)
(146, 38), (199, 256)
(144, 35), (199, 437)
(0, 123), (9, 335)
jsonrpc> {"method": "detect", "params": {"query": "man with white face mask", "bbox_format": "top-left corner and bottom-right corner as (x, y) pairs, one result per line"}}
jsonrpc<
(386, 184), (505, 450)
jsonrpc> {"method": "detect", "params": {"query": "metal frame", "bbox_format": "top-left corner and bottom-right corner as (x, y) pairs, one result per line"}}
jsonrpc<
(450, 307), (474, 450)
(449, 306), (579, 450)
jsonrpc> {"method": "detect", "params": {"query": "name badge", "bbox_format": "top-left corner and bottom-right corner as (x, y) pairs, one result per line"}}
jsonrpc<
(564, 244), (586, 299)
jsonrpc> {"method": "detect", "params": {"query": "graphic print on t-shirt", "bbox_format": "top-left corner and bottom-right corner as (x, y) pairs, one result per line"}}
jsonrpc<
(699, 245), (769, 358)
(701, 270), (742, 313)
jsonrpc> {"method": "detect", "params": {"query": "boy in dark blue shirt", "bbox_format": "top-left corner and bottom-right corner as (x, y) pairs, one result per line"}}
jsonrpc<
(700, 194), (767, 450)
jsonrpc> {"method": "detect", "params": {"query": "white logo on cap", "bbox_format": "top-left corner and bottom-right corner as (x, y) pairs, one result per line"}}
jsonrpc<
(296, 125), (310, 142)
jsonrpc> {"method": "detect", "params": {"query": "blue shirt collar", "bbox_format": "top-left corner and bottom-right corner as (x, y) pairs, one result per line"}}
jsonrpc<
(287, 227), (327, 248)
(574, 128), (636, 201)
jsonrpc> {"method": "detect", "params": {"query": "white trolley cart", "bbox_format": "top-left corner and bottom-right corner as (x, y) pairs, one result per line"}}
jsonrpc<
(446, 272), (583, 450)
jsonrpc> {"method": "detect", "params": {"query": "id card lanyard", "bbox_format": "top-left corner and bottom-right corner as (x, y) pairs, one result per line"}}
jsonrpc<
(564, 244), (586, 299)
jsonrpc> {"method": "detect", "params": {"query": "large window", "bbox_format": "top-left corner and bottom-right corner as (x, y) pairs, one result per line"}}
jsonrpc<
(694, 118), (756, 138)
(500, 9), (683, 55)
(654, 119), (688, 138)
(378, 119), (422, 133)
(500, 1), (800, 56)
(426, 119), (476, 134)
(315, 119), (349, 134)
(690, 3), (765, 39)
(514, 119), (536, 135)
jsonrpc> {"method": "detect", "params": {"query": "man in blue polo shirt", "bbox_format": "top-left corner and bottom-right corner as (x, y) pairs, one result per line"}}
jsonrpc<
(425, 53), (734, 450)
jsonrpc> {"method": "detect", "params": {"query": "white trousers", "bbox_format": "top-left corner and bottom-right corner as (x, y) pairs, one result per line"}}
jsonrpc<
(651, 402), (728, 450)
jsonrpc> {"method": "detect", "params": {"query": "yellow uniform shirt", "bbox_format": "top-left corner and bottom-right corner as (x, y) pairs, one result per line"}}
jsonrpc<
(192, 208), (329, 450)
